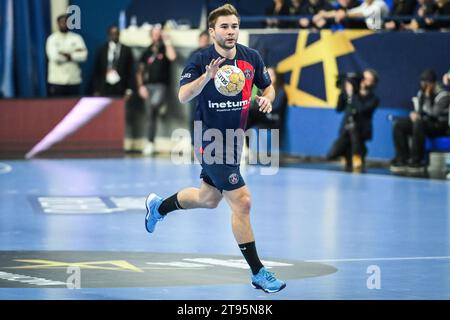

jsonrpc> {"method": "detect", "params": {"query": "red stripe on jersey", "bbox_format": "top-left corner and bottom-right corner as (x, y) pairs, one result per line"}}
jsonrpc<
(237, 60), (254, 130)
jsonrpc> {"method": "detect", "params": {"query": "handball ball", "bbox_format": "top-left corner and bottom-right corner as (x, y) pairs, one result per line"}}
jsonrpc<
(214, 65), (245, 97)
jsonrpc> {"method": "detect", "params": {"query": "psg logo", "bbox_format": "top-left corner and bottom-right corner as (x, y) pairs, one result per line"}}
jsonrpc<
(228, 173), (239, 185)
(244, 69), (253, 80)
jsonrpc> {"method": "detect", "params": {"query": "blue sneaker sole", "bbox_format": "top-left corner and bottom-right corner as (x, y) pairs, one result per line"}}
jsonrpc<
(251, 282), (286, 293)
(145, 193), (158, 233)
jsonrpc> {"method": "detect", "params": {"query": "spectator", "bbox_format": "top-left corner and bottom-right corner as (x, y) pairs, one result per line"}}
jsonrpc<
(425, 0), (450, 30)
(288, 0), (307, 28)
(443, 69), (450, 86)
(298, 0), (333, 29)
(326, 69), (380, 172)
(92, 25), (135, 97)
(384, 0), (418, 30)
(332, 0), (389, 30)
(190, 31), (211, 57)
(136, 25), (177, 156)
(390, 69), (449, 174)
(312, 0), (361, 29)
(265, 0), (291, 29)
(46, 14), (88, 97)
(289, 0), (307, 16)
(402, 0), (435, 30)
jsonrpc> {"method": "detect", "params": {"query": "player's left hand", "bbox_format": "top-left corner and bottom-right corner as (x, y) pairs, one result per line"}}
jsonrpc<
(256, 96), (272, 113)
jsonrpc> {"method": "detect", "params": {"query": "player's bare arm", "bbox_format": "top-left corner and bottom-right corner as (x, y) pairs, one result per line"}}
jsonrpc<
(178, 57), (226, 104)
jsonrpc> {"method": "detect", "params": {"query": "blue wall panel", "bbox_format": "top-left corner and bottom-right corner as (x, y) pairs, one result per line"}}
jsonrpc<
(285, 106), (410, 160)
(250, 31), (450, 160)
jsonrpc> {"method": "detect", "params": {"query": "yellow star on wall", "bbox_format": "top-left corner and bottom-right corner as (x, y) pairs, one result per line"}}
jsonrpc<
(277, 30), (373, 108)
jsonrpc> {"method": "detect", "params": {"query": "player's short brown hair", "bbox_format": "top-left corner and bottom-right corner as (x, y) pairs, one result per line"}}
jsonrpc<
(208, 4), (240, 29)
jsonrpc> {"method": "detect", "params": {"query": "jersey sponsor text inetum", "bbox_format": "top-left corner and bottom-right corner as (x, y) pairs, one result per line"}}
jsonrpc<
(207, 98), (251, 109)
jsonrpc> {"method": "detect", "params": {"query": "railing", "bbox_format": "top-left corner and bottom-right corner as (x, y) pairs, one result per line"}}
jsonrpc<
(240, 15), (450, 27)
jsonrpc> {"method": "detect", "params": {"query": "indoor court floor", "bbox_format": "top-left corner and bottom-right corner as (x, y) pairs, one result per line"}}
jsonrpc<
(0, 158), (449, 299)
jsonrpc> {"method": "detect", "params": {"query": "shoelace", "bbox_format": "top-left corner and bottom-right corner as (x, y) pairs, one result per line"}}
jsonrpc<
(263, 270), (276, 282)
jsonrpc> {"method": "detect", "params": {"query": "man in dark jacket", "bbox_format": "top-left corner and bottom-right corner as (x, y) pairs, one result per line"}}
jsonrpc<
(390, 69), (449, 174)
(327, 69), (380, 172)
(92, 25), (135, 97)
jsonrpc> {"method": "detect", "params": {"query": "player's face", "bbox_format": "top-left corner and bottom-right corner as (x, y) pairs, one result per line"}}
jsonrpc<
(211, 15), (239, 50)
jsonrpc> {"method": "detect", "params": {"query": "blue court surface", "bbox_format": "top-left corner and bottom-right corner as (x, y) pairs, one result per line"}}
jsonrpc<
(0, 158), (449, 300)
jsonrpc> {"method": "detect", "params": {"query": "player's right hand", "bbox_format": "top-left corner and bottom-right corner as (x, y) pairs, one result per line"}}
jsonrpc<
(205, 57), (226, 80)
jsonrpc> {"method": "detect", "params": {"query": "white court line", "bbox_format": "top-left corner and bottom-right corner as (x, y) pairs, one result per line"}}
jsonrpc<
(305, 256), (450, 263)
(0, 163), (12, 175)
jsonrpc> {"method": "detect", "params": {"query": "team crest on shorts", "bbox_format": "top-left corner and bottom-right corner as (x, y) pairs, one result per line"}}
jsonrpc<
(244, 69), (253, 80)
(228, 173), (239, 185)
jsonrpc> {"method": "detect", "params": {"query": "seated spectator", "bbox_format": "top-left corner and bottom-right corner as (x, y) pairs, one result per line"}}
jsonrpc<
(312, 0), (362, 29)
(298, 0), (333, 29)
(265, 0), (291, 29)
(384, 0), (418, 30)
(390, 69), (449, 174)
(315, 0), (388, 30)
(425, 0), (450, 30)
(333, 0), (389, 30)
(402, 0), (436, 30)
(288, 0), (307, 28)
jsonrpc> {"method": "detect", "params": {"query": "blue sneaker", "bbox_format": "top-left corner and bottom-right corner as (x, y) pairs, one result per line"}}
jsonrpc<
(145, 193), (164, 233)
(251, 267), (286, 293)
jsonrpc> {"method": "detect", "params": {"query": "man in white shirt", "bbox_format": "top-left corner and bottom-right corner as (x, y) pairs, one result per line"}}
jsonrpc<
(46, 14), (88, 96)
(336, 0), (389, 29)
(315, 0), (389, 30)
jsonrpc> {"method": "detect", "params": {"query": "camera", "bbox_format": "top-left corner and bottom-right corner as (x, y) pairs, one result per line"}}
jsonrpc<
(336, 72), (364, 92)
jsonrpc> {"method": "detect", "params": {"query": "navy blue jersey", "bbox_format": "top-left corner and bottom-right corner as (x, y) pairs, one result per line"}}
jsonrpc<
(180, 44), (271, 135)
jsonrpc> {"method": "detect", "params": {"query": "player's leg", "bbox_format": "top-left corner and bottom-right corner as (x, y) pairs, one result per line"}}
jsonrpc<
(223, 185), (254, 244)
(145, 180), (222, 234)
(223, 185), (286, 293)
(177, 180), (223, 209)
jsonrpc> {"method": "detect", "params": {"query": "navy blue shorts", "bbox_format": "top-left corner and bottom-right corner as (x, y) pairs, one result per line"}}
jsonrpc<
(200, 163), (245, 192)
